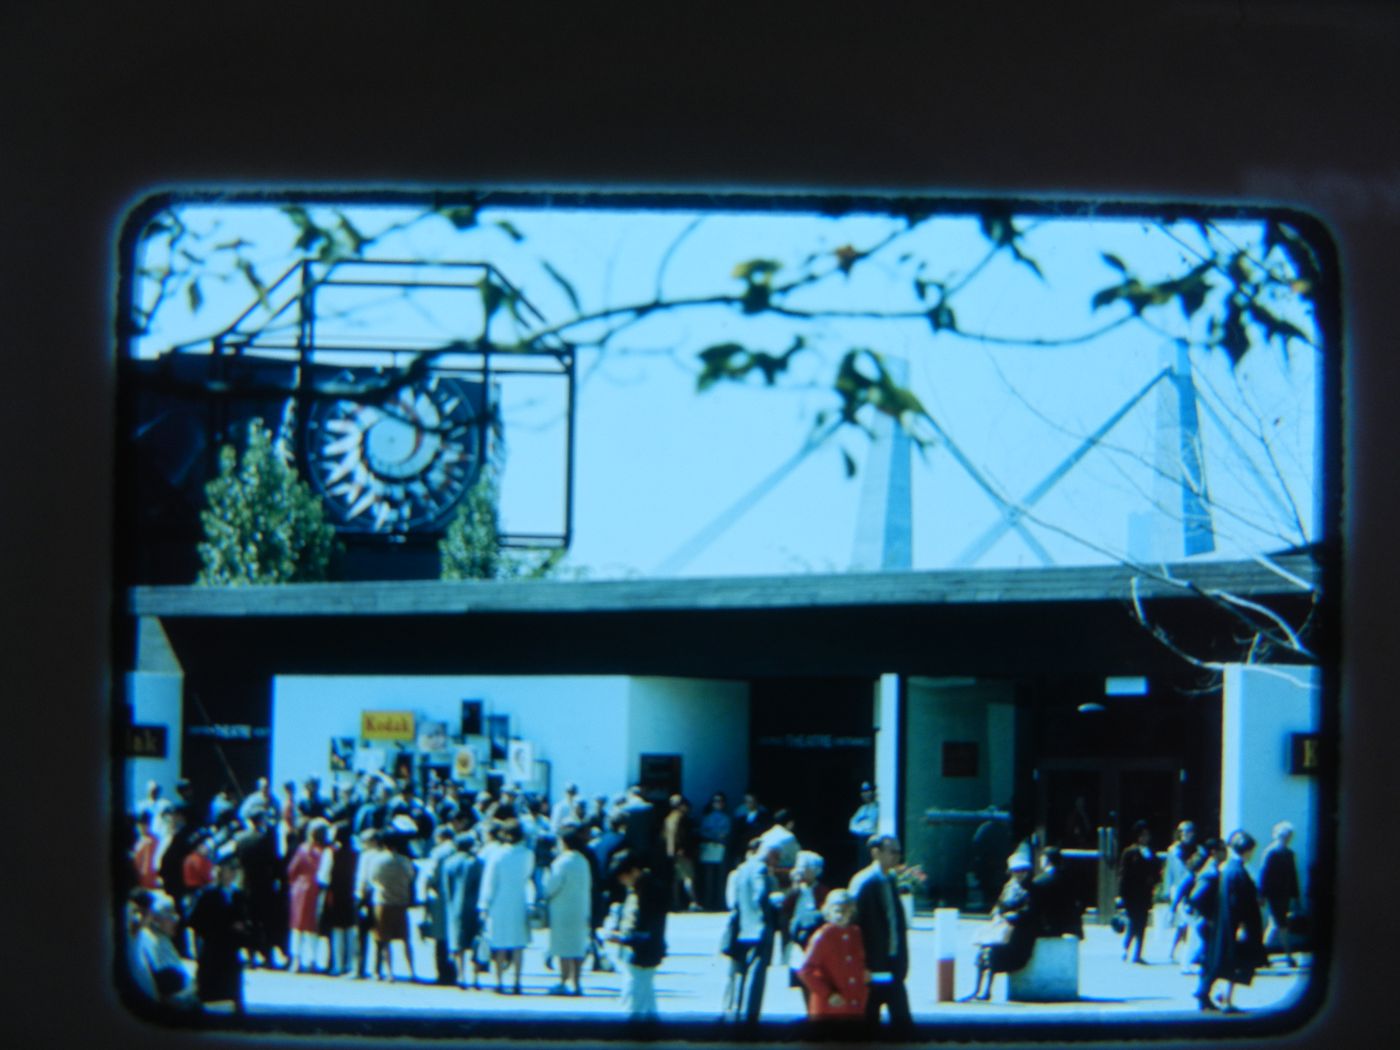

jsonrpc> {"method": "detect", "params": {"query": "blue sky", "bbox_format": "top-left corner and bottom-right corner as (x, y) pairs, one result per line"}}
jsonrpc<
(132, 199), (1321, 580)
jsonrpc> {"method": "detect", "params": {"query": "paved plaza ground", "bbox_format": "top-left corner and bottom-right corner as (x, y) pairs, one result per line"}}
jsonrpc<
(224, 908), (1314, 1030)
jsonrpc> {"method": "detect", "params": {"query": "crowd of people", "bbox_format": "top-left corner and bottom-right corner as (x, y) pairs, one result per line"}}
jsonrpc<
(122, 774), (1305, 1023)
(122, 773), (832, 1019)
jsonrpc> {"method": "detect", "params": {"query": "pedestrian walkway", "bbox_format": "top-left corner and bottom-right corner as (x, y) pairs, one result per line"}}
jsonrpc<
(228, 910), (1313, 1026)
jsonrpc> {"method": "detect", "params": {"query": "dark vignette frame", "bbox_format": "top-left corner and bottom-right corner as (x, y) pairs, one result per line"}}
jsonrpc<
(110, 187), (1343, 1044)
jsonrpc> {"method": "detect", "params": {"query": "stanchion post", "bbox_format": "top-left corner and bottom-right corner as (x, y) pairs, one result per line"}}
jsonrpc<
(934, 907), (958, 1002)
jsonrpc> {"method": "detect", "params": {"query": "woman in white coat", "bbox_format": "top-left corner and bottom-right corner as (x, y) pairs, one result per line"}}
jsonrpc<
(477, 823), (534, 994)
(545, 824), (594, 995)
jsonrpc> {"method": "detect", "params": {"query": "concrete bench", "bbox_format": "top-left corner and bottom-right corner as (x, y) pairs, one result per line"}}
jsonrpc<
(1007, 935), (1080, 1002)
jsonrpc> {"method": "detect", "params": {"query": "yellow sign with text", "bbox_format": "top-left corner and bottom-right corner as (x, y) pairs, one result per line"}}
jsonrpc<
(361, 711), (415, 742)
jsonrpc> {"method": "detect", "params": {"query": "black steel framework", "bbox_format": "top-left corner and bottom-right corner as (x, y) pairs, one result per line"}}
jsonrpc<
(184, 257), (576, 549)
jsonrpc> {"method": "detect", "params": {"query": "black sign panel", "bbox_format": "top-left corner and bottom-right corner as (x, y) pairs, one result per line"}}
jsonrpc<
(1289, 733), (1322, 776)
(639, 753), (682, 796)
(461, 699), (484, 737)
(126, 724), (168, 759)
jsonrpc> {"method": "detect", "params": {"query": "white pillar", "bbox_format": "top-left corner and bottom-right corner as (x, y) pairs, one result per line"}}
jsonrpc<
(125, 617), (183, 813)
(934, 907), (959, 1001)
(874, 674), (901, 837)
(1221, 664), (1318, 895)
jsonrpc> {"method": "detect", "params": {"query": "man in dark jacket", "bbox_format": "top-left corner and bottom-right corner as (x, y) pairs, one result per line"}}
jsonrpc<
(1193, 830), (1264, 1012)
(606, 849), (668, 1021)
(1258, 821), (1301, 967)
(187, 856), (252, 1013)
(232, 811), (285, 968)
(156, 806), (200, 954)
(849, 835), (911, 1029)
(1117, 820), (1160, 963)
(1032, 846), (1085, 939)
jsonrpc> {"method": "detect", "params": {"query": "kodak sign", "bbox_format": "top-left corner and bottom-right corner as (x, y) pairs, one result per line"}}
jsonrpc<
(361, 710), (415, 742)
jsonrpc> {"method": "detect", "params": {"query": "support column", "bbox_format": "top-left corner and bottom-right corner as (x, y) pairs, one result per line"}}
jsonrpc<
(851, 359), (913, 571)
(1221, 664), (1318, 896)
(874, 673), (901, 837)
(125, 617), (184, 812)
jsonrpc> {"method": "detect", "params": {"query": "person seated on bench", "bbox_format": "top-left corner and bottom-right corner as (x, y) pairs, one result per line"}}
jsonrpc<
(964, 851), (1038, 1001)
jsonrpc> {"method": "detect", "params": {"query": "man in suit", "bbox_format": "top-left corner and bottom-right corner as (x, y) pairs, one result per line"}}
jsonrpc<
(849, 835), (911, 1028)
(1032, 846), (1085, 939)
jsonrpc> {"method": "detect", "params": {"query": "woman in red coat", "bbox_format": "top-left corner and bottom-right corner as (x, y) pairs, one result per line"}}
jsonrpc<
(796, 889), (870, 1020)
(287, 818), (331, 972)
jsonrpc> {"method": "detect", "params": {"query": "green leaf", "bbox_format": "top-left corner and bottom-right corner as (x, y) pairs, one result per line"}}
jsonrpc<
(187, 280), (203, 313)
(1011, 243), (1045, 281)
(833, 245), (864, 275)
(1247, 302), (1309, 352)
(1091, 281), (1126, 311)
(1219, 299), (1251, 366)
(731, 258), (781, 283)
(335, 213), (370, 256)
(751, 337), (805, 385)
(236, 259), (268, 305)
(1265, 220), (1322, 299)
(540, 260), (582, 314)
(979, 207), (1015, 247)
(696, 342), (748, 391)
(1101, 252), (1128, 274)
(740, 282), (770, 315)
(841, 449), (858, 478)
(495, 220), (525, 243)
(927, 302), (957, 332)
(440, 205), (479, 230)
(480, 278), (505, 326)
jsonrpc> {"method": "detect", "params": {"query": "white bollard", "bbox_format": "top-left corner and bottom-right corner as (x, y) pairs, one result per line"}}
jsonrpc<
(934, 908), (959, 1002)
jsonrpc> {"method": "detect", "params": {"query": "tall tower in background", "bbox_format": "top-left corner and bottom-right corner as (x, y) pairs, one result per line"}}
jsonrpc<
(850, 358), (913, 571)
(1128, 343), (1216, 562)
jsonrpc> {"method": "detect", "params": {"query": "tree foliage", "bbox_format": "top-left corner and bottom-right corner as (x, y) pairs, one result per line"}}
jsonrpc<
(438, 468), (561, 581)
(196, 419), (338, 585)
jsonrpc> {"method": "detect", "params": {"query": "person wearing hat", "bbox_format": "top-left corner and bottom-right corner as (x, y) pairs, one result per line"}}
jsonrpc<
(847, 784), (879, 873)
(552, 783), (583, 828)
(963, 849), (1039, 1001)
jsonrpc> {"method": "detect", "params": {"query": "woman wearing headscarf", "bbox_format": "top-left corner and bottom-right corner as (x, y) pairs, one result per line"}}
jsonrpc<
(964, 852), (1039, 1001)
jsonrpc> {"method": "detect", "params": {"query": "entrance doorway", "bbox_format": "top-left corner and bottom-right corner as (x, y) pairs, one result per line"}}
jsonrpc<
(1037, 759), (1183, 921)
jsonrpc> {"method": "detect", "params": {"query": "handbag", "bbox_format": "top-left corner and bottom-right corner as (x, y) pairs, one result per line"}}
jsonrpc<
(1109, 910), (1127, 935)
(975, 917), (1014, 946)
(718, 910), (743, 959)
